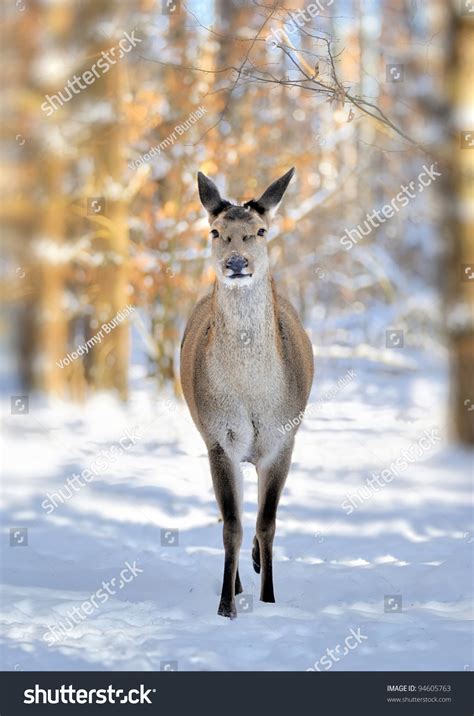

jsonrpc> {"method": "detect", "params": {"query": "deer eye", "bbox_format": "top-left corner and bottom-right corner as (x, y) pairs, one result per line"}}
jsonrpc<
(257, 228), (266, 236)
(210, 229), (219, 239)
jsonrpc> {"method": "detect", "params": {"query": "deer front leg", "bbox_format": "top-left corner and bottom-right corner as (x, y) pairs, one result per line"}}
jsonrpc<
(255, 441), (294, 603)
(208, 444), (243, 619)
(235, 568), (243, 595)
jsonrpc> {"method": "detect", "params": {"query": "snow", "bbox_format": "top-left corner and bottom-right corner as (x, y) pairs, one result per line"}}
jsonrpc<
(1, 348), (473, 672)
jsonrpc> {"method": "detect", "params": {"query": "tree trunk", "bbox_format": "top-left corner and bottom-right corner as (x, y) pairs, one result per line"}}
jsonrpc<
(87, 37), (130, 400)
(447, 3), (474, 444)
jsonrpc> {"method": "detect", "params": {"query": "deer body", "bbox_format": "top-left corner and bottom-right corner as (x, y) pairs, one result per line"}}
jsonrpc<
(180, 169), (313, 617)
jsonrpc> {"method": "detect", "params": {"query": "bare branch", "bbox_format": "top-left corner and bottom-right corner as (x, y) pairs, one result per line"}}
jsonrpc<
(139, 1), (434, 154)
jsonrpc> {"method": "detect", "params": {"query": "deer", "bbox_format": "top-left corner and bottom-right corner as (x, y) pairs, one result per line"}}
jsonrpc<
(180, 168), (314, 618)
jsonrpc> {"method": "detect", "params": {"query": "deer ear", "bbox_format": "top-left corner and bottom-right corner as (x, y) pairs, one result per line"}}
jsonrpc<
(252, 167), (295, 214)
(197, 172), (231, 217)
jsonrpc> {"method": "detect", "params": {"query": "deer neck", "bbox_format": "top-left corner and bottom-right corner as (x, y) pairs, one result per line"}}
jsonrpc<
(211, 274), (278, 355)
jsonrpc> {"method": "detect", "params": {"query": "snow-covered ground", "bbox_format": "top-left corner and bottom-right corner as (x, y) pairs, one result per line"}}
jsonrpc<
(1, 347), (473, 671)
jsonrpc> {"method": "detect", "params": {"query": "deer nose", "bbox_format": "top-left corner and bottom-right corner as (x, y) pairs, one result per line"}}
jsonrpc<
(225, 255), (248, 274)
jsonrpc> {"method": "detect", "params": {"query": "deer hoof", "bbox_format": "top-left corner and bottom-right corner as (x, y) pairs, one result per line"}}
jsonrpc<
(218, 599), (237, 619)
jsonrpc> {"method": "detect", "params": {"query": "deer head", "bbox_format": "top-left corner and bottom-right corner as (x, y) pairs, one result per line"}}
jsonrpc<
(197, 168), (295, 289)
